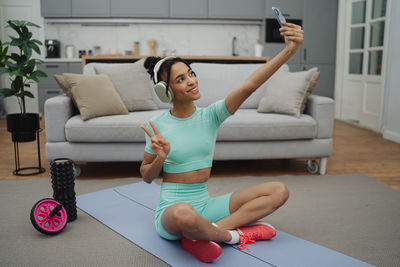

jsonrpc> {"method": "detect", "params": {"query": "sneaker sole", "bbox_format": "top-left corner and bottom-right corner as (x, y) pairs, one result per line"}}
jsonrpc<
(246, 221), (276, 231)
(181, 239), (222, 262)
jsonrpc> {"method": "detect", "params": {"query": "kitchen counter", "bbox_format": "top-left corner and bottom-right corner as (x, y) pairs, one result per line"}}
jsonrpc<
(44, 58), (82, 63)
(82, 55), (269, 66)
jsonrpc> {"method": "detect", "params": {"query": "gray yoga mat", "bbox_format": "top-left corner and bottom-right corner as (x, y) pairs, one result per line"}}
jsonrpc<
(77, 181), (373, 267)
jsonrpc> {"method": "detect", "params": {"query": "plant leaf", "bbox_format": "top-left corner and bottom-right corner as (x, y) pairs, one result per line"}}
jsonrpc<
(5, 61), (18, 70)
(24, 59), (36, 74)
(20, 26), (29, 39)
(32, 39), (43, 46)
(22, 45), (32, 59)
(31, 70), (47, 78)
(10, 53), (20, 62)
(6, 21), (21, 35)
(11, 77), (23, 91)
(27, 76), (39, 83)
(22, 90), (34, 98)
(9, 70), (25, 77)
(27, 41), (41, 55)
(0, 88), (15, 98)
(26, 21), (40, 28)
(10, 38), (22, 47)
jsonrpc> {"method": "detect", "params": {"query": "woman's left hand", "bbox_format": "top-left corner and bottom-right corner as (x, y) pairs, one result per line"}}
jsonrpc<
(280, 22), (304, 53)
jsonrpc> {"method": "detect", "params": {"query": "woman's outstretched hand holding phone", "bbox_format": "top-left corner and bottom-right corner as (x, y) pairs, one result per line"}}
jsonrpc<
(280, 21), (304, 54)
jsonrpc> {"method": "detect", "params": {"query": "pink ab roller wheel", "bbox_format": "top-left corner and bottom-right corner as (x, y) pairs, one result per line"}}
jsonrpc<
(30, 198), (68, 235)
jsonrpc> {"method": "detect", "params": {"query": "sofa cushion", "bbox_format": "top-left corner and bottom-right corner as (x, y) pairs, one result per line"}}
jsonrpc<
(257, 68), (319, 117)
(218, 109), (317, 141)
(65, 109), (317, 142)
(65, 110), (165, 142)
(62, 73), (128, 121)
(94, 59), (158, 111)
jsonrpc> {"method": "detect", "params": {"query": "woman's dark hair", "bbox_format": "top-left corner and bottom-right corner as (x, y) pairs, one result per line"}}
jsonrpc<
(143, 57), (193, 97)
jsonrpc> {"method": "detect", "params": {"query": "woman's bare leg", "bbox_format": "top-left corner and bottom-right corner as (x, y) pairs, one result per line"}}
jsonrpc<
(215, 182), (289, 230)
(161, 202), (232, 242)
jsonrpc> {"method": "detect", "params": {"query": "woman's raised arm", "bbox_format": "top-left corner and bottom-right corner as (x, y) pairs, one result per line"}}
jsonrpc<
(225, 22), (304, 114)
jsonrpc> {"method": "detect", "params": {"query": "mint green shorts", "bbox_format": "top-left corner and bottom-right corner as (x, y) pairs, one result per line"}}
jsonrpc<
(155, 182), (232, 240)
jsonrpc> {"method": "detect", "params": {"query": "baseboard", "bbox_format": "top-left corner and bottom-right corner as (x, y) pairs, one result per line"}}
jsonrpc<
(383, 130), (400, 144)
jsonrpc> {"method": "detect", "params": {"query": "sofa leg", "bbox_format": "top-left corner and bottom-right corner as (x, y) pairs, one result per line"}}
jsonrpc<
(319, 157), (328, 175)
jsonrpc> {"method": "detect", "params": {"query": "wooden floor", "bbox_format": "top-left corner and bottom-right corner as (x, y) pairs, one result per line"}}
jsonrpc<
(1, 118), (399, 190)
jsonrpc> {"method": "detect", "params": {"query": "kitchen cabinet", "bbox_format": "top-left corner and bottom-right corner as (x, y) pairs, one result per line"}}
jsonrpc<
(208, 0), (265, 19)
(265, 0), (303, 19)
(170, 0), (208, 18)
(72, 0), (110, 17)
(41, 0), (266, 20)
(111, 0), (169, 18)
(302, 0), (337, 64)
(37, 62), (82, 113)
(40, 0), (71, 17)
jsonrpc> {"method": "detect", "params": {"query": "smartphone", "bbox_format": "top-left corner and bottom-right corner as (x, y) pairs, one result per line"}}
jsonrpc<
(272, 7), (287, 28)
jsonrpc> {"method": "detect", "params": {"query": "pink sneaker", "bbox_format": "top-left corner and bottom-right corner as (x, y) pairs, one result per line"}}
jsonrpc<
(181, 238), (222, 262)
(236, 222), (276, 251)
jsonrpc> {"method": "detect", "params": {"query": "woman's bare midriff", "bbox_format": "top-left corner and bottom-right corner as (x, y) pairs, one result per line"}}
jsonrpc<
(162, 167), (211, 184)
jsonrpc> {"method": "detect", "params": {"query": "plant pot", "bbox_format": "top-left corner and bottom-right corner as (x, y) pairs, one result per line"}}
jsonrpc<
(6, 113), (40, 142)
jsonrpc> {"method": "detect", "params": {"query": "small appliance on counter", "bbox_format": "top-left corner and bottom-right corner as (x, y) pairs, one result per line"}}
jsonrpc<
(45, 39), (60, 58)
(65, 45), (75, 59)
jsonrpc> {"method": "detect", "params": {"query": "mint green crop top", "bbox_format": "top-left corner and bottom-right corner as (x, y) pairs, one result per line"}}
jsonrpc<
(144, 99), (233, 173)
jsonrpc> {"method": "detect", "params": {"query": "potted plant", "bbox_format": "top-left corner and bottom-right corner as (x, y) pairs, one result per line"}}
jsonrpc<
(0, 20), (47, 142)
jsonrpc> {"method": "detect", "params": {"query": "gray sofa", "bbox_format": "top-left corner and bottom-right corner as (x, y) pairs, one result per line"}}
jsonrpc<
(45, 62), (334, 174)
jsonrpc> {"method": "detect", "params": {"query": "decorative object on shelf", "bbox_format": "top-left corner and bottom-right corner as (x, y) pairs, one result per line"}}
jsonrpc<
(134, 41), (140, 56)
(50, 158), (77, 222)
(147, 40), (157, 56)
(0, 20), (47, 176)
(93, 45), (101, 56)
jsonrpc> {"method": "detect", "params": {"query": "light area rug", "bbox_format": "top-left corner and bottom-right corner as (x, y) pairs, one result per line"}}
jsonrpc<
(0, 174), (399, 267)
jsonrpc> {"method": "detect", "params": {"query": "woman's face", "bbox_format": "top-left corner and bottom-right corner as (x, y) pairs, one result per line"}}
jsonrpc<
(167, 62), (200, 102)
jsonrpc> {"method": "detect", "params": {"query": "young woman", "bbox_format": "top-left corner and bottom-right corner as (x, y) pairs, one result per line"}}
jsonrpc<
(140, 22), (303, 262)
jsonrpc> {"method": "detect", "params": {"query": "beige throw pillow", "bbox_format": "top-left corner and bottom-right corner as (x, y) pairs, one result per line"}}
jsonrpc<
(54, 74), (72, 97)
(62, 73), (128, 121)
(300, 70), (320, 113)
(94, 59), (158, 111)
(257, 68), (319, 117)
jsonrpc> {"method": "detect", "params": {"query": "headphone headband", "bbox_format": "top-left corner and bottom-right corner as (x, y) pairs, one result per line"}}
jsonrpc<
(153, 56), (176, 83)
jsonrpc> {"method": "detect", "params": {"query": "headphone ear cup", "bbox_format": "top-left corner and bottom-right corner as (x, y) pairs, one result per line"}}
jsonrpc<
(154, 81), (174, 103)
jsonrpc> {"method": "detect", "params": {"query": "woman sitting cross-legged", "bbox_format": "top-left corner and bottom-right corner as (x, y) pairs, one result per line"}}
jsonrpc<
(140, 22), (303, 262)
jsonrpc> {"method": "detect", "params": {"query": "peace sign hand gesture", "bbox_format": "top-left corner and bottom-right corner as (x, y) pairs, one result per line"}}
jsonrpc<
(141, 121), (170, 160)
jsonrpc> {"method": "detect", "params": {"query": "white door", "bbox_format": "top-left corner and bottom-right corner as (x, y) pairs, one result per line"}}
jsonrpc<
(337, 0), (390, 131)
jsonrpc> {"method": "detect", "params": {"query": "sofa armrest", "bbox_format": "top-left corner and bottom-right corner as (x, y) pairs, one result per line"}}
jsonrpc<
(304, 95), (335, 139)
(44, 95), (78, 142)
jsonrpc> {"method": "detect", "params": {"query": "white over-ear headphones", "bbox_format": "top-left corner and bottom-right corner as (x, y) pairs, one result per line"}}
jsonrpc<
(153, 56), (176, 103)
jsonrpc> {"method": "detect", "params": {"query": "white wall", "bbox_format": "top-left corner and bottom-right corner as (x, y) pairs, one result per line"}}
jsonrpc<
(382, 0), (400, 143)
